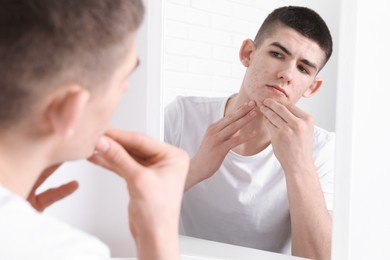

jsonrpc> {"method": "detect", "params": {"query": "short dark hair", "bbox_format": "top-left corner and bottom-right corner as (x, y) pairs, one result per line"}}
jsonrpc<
(0, 0), (144, 128)
(254, 6), (333, 69)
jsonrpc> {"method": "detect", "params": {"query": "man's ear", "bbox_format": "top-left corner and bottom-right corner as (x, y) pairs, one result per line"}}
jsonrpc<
(45, 85), (90, 138)
(303, 78), (323, 98)
(239, 39), (257, 67)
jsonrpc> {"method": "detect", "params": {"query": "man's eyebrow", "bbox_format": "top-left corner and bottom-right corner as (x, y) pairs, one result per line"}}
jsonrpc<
(270, 42), (291, 56)
(301, 58), (318, 71)
(270, 42), (318, 71)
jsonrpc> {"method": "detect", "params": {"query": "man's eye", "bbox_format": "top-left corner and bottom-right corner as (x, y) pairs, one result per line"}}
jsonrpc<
(270, 51), (283, 58)
(298, 65), (309, 74)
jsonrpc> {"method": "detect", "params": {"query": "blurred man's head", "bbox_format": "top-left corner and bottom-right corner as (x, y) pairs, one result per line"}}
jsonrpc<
(0, 0), (144, 160)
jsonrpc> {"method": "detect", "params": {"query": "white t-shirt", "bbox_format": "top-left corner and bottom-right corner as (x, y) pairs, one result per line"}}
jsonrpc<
(0, 185), (110, 260)
(164, 96), (335, 255)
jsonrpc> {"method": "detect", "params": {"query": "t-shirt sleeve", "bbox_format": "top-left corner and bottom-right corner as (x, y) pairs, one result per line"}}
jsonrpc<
(164, 98), (182, 147)
(43, 221), (111, 260)
(0, 189), (111, 260)
(313, 131), (336, 211)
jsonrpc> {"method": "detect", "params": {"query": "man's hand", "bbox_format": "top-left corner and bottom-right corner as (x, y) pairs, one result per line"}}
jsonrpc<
(89, 129), (189, 260)
(261, 98), (332, 260)
(186, 100), (257, 190)
(260, 98), (314, 173)
(27, 164), (79, 212)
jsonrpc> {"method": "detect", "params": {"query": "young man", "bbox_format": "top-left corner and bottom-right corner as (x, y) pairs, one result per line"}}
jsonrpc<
(165, 6), (334, 260)
(0, 1), (189, 259)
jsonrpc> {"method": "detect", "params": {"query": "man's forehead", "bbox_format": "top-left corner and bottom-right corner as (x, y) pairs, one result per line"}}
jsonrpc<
(263, 28), (325, 66)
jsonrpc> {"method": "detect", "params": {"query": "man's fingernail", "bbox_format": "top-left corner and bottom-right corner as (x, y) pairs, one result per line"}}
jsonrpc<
(96, 136), (110, 152)
(248, 100), (255, 107)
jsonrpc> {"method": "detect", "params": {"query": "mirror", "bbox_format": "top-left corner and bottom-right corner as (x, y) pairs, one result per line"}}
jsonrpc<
(162, 0), (340, 257)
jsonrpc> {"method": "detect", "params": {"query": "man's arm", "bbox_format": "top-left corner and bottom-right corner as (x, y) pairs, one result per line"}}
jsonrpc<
(261, 98), (332, 260)
(184, 101), (258, 191)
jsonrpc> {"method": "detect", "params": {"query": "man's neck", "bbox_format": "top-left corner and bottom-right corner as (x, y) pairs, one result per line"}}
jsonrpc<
(224, 94), (271, 156)
(0, 133), (46, 198)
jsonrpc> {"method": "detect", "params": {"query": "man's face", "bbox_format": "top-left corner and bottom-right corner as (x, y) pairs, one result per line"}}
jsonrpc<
(240, 26), (325, 107)
(69, 35), (139, 158)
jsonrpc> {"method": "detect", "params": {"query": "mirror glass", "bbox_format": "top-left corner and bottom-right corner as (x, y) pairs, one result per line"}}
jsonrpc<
(162, 0), (340, 256)
(163, 0), (339, 131)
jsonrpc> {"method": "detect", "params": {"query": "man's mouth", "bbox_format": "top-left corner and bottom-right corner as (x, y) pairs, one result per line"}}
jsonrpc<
(266, 84), (288, 97)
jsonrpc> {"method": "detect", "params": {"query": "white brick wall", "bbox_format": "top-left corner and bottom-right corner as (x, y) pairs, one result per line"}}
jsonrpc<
(163, 0), (286, 106)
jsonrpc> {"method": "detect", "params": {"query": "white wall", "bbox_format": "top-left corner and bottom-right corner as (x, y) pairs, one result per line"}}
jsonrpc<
(332, 0), (390, 259)
(39, 0), (163, 257)
(163, 0), (340, 131)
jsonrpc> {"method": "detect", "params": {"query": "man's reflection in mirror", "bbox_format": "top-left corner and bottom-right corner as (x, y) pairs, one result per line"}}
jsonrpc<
(165, 6), (334, 260)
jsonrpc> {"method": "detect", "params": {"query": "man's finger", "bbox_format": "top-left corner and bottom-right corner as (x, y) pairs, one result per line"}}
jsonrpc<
(260, 104), (287, 129)
(36, 181), (78, 211)
(225, 129), (257, 149)
(217, 100), (257, 131)
(219, 108), (257, 141)
(91, 135), (146, 180)
(105, 129), (176, 160)
(263, 115), (279, 134)
(286, 103), (307, 119)
(263, 99), (295, 124)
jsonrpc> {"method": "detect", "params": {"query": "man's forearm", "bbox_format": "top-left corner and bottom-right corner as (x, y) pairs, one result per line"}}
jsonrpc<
(184, 158), (210, 191)
(285, 163), (332, 260)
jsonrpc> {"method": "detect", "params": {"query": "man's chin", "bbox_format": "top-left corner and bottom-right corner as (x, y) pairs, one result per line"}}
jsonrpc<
(260, 97), (288, 106)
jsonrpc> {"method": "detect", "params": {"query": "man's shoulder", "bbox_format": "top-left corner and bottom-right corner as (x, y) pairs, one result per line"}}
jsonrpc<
(174, 95), (228, 107)
(0, 186), (110, 258)
(312, 126), (335, 154)
(313, 125), (335, 142)
(170, 96), (229, 117)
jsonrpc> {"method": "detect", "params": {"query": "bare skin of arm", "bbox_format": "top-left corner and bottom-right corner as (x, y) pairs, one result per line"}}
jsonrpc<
(261, 98), (332, 260)
(185, 100), (257, 191)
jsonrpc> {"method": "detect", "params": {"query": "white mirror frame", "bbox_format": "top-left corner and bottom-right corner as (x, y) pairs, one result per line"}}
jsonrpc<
(331, 0), (357, 258)
(332, 0), (356, 259)
(145, 0), (164, 140)
(332, 0), (390, 259)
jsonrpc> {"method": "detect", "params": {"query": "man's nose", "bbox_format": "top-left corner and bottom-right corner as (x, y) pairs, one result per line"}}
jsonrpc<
(277, 64), (293, 84)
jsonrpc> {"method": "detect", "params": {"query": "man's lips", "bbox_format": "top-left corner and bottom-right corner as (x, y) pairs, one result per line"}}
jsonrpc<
(266, 84), (288, 97)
